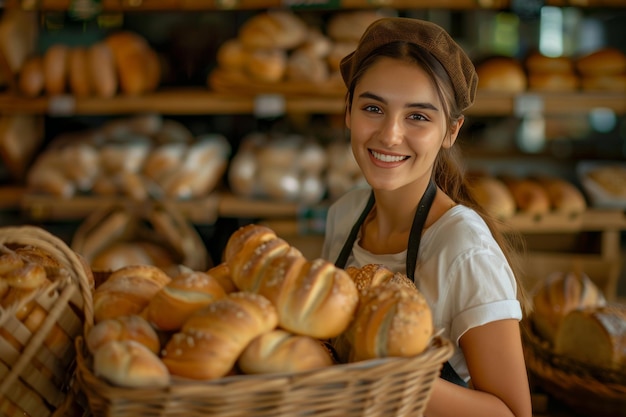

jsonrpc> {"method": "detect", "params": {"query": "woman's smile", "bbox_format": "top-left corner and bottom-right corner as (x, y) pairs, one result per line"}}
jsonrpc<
(369, 149), (410, 164)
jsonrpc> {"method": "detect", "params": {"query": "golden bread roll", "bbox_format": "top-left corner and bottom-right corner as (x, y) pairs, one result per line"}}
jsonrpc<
(298, 28), (332, 58)
(216, 38), (248, 71)
(0, 252), (25, 275)
(476, 57), (527, 93)
(2, 262), (47, 289)
(257, 255), (359, 339)
(346, 281), (433, 362)
(105, 31), (157, 95)
(580, 73), (626, 92)
(93, 339), (170, 387)
(500, 176), (550, 216)
(576, 47), (626, 76)
(531, 270), (606, 344)
(223, 223), (277, 263)
(43, 43), (69, 95)
(93, 264), (171, 323)
(525, 52), (574, 74)
(238, 329), (334, 374)
(554, 305), (626, 371)
(528, 72), (579, 92)
(162, 291), (278, 380)
(345, 263), (414, 294)
(286, 49), (329, 83)
(238, 10), (307, 50)
(86, 314), (160, 355)
(143, 269), (227, 331)
(18, 55), (44, 97)
(468, 175), (516, 220)
(245, 48), (287, 83)
(533, 175), (587, 216)
(206, 262), (238, 294)
(14, 245), (63, 270)
(87, 42), (118, 98)
(22, 304), (71, 358)
(68, 46), (92, 97)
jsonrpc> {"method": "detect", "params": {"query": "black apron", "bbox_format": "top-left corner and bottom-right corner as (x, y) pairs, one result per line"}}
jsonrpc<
(334, 180), (467, 387)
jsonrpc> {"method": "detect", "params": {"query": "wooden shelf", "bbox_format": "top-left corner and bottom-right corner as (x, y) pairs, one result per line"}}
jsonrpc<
(1, 89), (625, 116)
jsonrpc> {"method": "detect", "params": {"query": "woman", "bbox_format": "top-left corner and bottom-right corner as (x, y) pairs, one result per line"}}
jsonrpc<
(322, 17), (532, 417)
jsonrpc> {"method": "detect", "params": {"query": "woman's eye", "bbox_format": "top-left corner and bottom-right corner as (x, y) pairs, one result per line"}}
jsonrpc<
(363, 105), (382, 114)
(408, 113), (427, 121)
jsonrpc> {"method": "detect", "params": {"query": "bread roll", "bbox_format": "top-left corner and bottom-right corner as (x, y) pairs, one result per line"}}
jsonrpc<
(68, 46), (92, 97)
(86, 314), (160, 355)
(525, 52), (574, 74)
(528, 72), (579, 92)
(238, 329), (334, 374)
(238, 10), (307, 50)
(500, 176), (550, 216)
(93, 265), (171, 323)
(468, 175), (516, 220)
(206, 262), (238, 294)
(87, 42), (118, 98)
(533, 175), (587, 216)
(476, 57), (527, 93)
(105, 31), (157, 95)
(554, 305), (626, 371)
(216, 38), (247, 71)
(576, 47), (626, 77)
(245, 49), (287, 83)
(532, 270), (606, 344)
(18, 55), (44, 97)
(346, 281), (433, 362)
(345, 263), (413, 294)
(0, 252), (24, 276)
(223, 223), (278, 263)
(161, 291), (278, 380)
(286, 49), (329, 83)
(93, 339), (170, 387)
(257, 255), (359, 339)
(43, 44), (69, 95)
(143, 269), (227, 331)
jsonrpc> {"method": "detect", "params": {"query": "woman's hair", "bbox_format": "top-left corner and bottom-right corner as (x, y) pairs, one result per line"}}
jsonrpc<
(345, 41), (531, 313)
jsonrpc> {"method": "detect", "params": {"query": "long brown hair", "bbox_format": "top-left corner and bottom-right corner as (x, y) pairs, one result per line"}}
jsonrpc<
(345, 41), (531, 314)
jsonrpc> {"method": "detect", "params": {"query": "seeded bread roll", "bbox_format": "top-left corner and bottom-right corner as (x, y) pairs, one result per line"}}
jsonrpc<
(161, 291), (278, 380)
(554, 305), (626, 371)
(531, 270), (606, 344)
(93, 339), (170, 388)
(238, 329), (334, 374)
(86, 314), (160, 355)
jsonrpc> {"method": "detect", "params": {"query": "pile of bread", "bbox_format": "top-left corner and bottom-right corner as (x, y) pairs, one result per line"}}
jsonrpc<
(17, 31), (161, 98)
(228, 132), (365, 204)
(26, 114), (230, 200)
(530, 270), (626, 372)
(468, 172), (587, 220)
(86, 223), (434, 387)
(210, 10), (386, 87)
(476, 47), (626, 93)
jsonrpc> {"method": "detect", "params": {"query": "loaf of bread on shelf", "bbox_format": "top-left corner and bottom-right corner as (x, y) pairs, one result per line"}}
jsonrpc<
(86, 314), (161, 355)
(43, 43), (69, 95)
(93, 339), (170, 388)
(476, 57), (527, 93)
(87, 41), (118, 98)
(244, 48), (287, 83)
(500, 175), (550, 216)
(68, 46), (92, 97)
(554, 304), (626, 371)
(525, 52), (575, 74)
(575, 47), (626, 77)
(18, 55), (45, 97)
(105, 31), (160, 95)
(238, 10), (308, 50)
(143, 269), (227, 331)
(531, 270), (606, 344)
(467, 174), (516, 220)
(580, 73), (626, 92)
(237, 329), (334, 375)
(216, 38), (248, 71)
(528, 72), (579, 92)
(92, 264), (171, 323)
(532, 175), (587, 216)
(161, 291), (278, 380)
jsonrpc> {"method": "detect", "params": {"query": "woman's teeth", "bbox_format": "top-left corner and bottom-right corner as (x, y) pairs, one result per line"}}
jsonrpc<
(371, 150), (408, 163)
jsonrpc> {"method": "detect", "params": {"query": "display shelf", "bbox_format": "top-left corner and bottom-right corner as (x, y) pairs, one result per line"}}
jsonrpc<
(1, 90), (625, 116)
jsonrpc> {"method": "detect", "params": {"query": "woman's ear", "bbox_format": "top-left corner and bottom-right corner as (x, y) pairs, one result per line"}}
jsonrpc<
(442, 116), (465, 149)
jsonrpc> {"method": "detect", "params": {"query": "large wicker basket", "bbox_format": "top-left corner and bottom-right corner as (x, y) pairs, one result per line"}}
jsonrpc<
(522, 320), (626, 417)
(0, 226), (94, 417)
(76, 334), (453, 417)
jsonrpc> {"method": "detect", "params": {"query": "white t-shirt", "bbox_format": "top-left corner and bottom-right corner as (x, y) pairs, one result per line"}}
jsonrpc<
(322, 187), (522, 381)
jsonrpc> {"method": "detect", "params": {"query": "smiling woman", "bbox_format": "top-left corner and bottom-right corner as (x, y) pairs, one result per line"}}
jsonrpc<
(322, 17), (532, 417)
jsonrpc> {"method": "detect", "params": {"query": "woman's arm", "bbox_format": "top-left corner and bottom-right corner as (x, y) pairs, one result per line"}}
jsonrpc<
(424, 319), (532, 417)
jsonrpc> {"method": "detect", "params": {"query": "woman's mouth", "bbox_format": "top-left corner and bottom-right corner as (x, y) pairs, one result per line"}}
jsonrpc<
(370, 149), (409, 163)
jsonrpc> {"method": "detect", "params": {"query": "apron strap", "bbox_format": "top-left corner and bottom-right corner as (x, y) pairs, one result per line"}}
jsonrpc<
(334, 190), (375, 269)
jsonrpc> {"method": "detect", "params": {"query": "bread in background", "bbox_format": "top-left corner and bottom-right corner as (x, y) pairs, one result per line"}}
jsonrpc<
(476, 57), (527, 93)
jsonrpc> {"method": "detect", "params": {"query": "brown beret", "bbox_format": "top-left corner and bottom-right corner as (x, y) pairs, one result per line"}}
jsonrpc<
(340, 17), (478, 111)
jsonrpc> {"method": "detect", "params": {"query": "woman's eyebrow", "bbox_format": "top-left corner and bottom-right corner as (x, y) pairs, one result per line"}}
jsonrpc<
(357, 91), (439, 112)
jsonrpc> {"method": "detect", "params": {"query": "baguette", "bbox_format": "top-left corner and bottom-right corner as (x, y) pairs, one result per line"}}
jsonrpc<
(161, 291), (278, 380)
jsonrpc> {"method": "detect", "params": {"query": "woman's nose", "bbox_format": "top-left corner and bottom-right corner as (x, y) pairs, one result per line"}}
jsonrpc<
(378, 116), (404, 146)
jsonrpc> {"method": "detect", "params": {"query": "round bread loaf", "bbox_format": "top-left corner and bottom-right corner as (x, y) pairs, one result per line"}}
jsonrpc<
(500, 176), (550, 216)
(576, 47), (626, 76)
(238, 10), (307, 50)
(476, 57), (527, 93)
(238, 329), (334, 374)
(468, 175), (516, 220)
(533, 175), (587, 216)
(245, 48), (287, 83)
(525, 52), (574, 74)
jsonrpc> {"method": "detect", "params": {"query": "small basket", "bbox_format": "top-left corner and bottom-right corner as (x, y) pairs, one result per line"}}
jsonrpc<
(75, 334), (453, 417)
(522, 320), (626, 417)
(0, 226), (94, 417)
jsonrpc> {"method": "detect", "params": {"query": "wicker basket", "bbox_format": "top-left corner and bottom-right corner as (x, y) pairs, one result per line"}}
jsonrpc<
(522, 320), (626, 417)
(0, 226), (94, 417)
(76, 334), (453, 417)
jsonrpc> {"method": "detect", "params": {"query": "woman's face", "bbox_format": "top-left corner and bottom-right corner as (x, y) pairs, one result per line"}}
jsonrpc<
(346, 56), (462, 192)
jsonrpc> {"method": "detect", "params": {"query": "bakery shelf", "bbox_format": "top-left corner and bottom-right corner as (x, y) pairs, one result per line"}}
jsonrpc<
(20, 192), (221, 225)
(1, 90), (625, 116)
